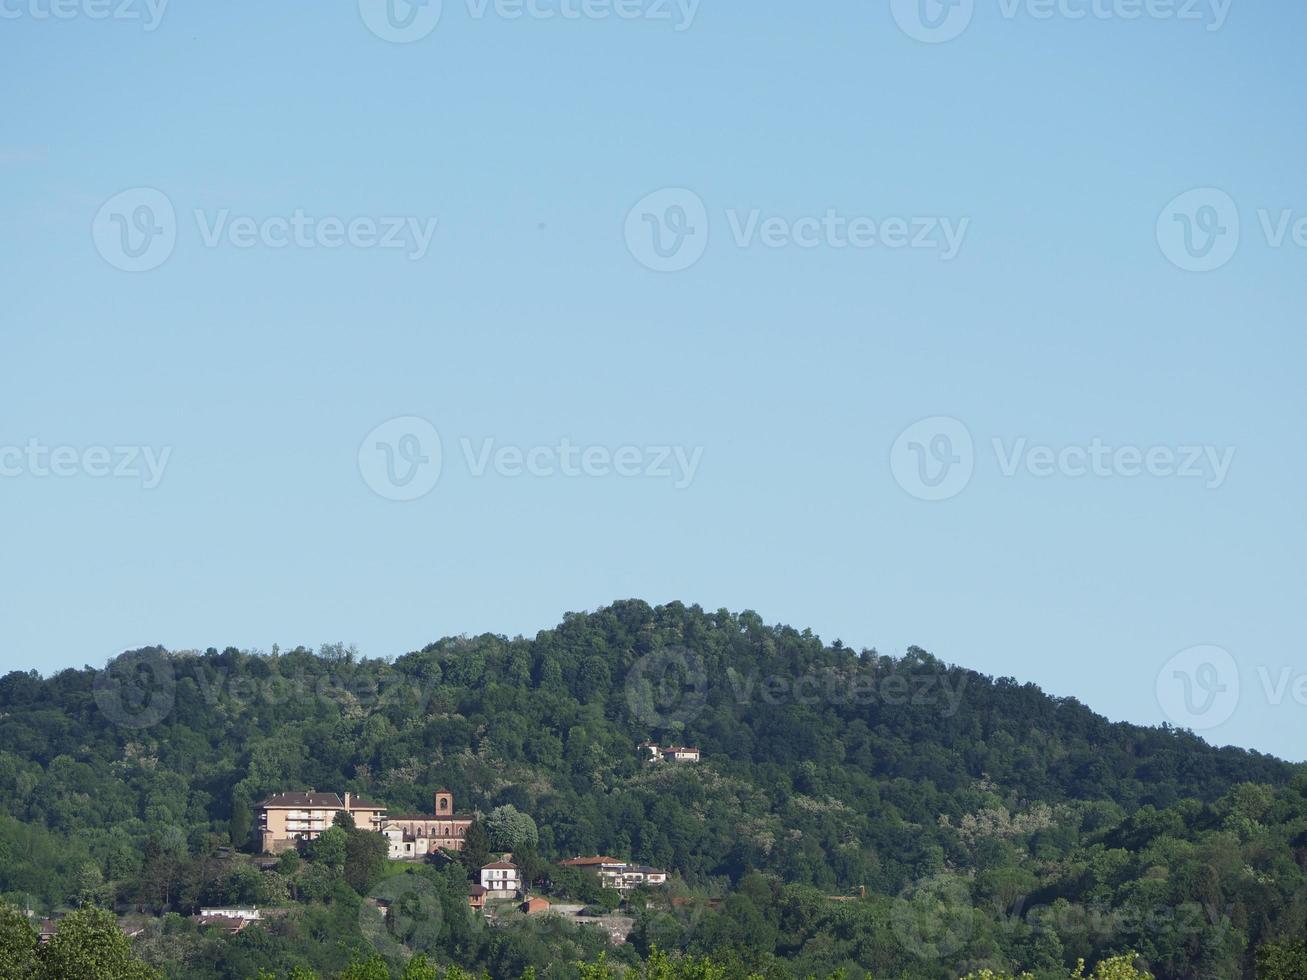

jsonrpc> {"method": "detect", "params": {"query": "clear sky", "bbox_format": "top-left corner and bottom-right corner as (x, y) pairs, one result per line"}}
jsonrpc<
(3, 1), (1304, 761)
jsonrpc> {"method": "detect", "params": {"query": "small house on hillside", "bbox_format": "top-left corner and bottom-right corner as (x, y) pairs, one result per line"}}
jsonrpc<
(638, 742), (700, 763)
(480, 860), (521, 897)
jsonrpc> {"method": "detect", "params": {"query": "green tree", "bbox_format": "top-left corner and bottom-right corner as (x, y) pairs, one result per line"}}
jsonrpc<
(307, 826), (348, 871)
(344, 830), (388, 893)
(401, 953), (440, 979)
(276, 847), (301, 876)
(338, 952), (390, 980)
(74, 862), (109, 908)
(0, 902), (39, 979)
(483, 805), (539, 853)
(230, 786), (253, 850)
(460, 820), (491, 874)
(37, 907), (161, 979)
(1258, 940), (1307, 980)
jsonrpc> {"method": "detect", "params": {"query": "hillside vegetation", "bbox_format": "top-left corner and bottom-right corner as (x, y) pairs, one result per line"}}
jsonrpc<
(1, 600), (1305, 978)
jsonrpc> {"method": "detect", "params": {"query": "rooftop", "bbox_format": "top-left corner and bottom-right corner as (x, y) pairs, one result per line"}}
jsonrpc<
(256, 791), (344, 808)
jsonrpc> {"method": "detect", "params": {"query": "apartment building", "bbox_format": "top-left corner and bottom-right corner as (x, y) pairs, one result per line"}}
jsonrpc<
(255, 791), (386, 853)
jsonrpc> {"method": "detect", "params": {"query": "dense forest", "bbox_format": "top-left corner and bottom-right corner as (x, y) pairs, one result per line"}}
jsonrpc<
(1, 600), (1305, 978)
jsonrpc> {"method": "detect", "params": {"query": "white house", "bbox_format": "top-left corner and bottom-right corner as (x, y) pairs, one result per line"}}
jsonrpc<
(639, 742), (700, 764)
(199, 907), (261, 921)
(480, 860), (521, 896)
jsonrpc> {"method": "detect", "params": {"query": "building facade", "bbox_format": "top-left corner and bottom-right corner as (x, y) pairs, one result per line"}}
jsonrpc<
(560, 856), (669, 895)
(256, 791), (386, 853)
(638, 742), (701, 763)
(480, 860), (521, 896)
(382, 790), (475, 860)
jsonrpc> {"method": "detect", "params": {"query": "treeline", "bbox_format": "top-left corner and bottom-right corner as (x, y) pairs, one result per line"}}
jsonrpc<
(0, 600), (1305, 978)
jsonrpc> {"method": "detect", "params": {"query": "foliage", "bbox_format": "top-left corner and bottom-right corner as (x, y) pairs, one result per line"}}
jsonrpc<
(484, 805), (540, 854)
(3, 904), (163, 979)
(1257, 940), (1307, 979)
(1, 601), (1305, 979)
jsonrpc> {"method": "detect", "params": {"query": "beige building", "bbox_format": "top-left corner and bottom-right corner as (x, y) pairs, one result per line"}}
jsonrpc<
(382, 790), (475, 860)
(256, 791), (386, 853)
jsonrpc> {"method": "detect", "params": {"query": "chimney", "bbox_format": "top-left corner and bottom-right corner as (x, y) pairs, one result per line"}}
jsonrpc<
(344, 792), (351, 810)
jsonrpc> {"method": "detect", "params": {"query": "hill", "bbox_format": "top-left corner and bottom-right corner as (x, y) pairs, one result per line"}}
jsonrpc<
(1, 600), (1305, 978)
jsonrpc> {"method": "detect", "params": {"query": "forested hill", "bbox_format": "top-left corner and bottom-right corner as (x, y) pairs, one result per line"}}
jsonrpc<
(2, 600), (1305, 979)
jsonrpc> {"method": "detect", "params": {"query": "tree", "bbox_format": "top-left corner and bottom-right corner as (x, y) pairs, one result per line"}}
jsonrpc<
(344, 830), (388, 893)
(460, 820), (491, 874)
(37, 907), (161, 979)
(338, 953), (390, 980)
(401, 954), (440, 979)
(73, 862), (109, 908)
(276, 848), (301, 876)
(1257, 940), (1307, 979)
(333, 809), (356, 830)
(0, 902), (38, 979)
(307, 827), (348, 871)
(230, 786), (252, 850)
(483, 805), (539, 853)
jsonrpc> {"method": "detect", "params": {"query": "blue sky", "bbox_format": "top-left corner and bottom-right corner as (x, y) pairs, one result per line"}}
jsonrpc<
(3, 1), (1305, 761)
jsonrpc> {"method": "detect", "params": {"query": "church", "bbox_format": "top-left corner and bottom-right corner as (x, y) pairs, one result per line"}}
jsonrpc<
(382, 789), (475, 860)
